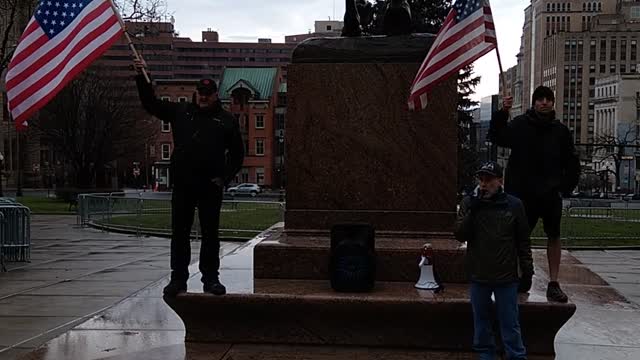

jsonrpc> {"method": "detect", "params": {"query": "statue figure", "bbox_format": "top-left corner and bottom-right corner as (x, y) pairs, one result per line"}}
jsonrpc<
(342, 0), (374, 37)
(383, 0), (412, 36)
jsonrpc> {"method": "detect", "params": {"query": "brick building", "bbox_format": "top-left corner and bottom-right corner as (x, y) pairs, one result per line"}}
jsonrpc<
(218, 67), (284, 188)
(1, 19), (296, 190)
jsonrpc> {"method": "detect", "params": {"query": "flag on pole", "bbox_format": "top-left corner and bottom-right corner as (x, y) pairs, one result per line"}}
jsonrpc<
(6, 0), (123, 130)
(408, 0), (497, 111)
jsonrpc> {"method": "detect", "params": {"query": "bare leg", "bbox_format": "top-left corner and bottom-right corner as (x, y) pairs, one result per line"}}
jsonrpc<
(547, 236), (562, 282)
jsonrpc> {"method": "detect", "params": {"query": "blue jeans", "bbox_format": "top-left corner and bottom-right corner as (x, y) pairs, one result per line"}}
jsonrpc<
(470, 282), (527, 360)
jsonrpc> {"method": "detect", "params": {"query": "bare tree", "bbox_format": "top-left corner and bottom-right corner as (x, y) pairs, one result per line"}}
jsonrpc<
(32, 68), (156, 189)
(0, 0), (37, 73)
(578, 171), (603, 193)
(112, 0), (169, 21)
(592, 124), (640, 191)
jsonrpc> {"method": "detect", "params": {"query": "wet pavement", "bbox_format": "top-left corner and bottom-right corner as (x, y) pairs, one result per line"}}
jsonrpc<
(0, 215), (242, 359)
(1, 217), (639, 359)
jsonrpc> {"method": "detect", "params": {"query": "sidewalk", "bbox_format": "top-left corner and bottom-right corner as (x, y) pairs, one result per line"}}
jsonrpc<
(0, 215), (242, 359)
(2, 217), (640, 359)
(571, 250), (640, 306)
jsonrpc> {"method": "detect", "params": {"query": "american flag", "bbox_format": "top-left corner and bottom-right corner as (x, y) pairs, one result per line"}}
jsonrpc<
(6, 0), (123, 129)
(408, 0), (497, 111)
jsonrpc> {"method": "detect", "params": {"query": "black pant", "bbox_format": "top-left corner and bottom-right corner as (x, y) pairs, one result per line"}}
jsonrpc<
(517, 192), (563, 238)
(170, 181), (223, 283)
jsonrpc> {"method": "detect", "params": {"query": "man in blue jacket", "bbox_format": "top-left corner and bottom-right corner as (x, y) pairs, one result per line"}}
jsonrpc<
(490, 86), (580, 303)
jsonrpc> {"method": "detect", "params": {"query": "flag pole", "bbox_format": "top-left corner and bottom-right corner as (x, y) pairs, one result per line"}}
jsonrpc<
(107, 0), (150, 83)
(495, 46), (508, 98)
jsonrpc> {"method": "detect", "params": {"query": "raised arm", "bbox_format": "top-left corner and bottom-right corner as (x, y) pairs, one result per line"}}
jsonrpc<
(489, 96), (515, 148)
(134, 60), (178, 122)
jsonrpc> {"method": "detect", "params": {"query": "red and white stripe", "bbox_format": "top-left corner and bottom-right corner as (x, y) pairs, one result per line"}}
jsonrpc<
(6, 0), (122, 129)
(408, 1), (497, 111)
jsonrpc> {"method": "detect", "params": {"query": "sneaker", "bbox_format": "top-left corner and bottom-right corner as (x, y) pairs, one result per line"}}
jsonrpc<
(163, 280), (187, 297)
(547, 281), (568, 303)
(203, 279), (226, 295)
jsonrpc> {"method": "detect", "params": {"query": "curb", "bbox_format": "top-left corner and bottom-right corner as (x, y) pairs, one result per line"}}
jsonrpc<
(86, 221), (250, 243)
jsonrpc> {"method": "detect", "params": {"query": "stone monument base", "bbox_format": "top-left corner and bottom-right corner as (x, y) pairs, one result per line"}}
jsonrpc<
(164, 280), (574, 359)
(164, 227), (577, 359)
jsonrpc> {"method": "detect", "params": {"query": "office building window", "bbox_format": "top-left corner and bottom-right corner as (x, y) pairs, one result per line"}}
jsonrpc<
(611, 39), (617, 61)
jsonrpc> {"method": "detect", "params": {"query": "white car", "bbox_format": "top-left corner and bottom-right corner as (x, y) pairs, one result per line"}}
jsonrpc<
(227, 183), (261, 197)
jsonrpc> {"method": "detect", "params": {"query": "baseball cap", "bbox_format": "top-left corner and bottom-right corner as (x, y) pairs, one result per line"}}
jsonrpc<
(196, 78), (217, 95)
(475, 161), (504, 178)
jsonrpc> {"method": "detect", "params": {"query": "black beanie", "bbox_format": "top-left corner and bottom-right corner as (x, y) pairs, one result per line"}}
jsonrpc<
(532, 86), (555, 106)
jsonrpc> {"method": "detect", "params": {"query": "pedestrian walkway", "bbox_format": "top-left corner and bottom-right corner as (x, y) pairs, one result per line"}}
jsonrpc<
(571, 250), (640, 306)
(0, 215), (241, 359)
(2, 216), (640, 359)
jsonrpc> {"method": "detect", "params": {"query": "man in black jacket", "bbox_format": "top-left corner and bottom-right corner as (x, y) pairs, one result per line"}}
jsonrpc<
(455, 161), (533, 360)
(489, 86), (580, 303)
(134, 60), (245, 297)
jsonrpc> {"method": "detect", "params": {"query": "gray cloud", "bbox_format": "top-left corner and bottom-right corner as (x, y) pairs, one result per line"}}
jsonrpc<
(168, 0), (529, 100)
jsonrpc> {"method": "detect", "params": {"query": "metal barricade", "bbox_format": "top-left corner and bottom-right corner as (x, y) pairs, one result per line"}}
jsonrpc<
(77, 192), (285, 240)
(0, 202), (31, 269)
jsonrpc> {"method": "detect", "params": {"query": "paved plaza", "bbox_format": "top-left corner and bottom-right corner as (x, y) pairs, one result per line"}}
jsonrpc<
(0, 216), (638, 359)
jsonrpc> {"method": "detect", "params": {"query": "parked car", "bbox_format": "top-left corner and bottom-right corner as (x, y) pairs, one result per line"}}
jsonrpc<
(227, 183), (261, 197)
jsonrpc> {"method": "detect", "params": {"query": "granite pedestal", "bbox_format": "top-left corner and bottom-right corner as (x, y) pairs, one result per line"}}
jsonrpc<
(165, 35), (576, 359)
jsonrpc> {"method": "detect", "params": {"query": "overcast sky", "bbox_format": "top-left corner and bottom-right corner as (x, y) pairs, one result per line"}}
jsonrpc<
(170, 0), (530, 102)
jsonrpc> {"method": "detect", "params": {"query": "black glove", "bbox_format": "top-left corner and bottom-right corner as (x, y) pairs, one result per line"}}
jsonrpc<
(518, 274), (533, 293)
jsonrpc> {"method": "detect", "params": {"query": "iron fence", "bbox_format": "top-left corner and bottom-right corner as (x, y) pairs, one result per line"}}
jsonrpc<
(0, 199), (31, 271)
(78, 193), (284, 240)
(530, 206), (640, 247)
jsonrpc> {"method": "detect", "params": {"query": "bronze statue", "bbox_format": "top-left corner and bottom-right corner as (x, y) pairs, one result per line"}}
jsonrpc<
(383, 0), (412, 36)
(342, 0), (374, 37)
(342, 0), (412, 37)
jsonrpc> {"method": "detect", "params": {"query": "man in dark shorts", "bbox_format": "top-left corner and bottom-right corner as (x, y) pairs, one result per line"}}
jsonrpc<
(489, 86), (580, 303)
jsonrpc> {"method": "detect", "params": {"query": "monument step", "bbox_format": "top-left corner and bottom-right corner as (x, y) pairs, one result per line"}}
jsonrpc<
(254, 229), (467, 283)
(185, 343), (552, 360)
(164, 279), (575, 358)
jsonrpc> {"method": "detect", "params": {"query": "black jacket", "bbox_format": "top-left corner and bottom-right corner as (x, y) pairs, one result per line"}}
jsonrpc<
(136, 75), (244, 187)
(455, 190), (534, 284)
(489, 109), (580, 197)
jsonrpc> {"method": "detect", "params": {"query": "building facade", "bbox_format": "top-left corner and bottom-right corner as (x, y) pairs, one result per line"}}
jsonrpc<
(285, 20), (343, 44)
(218, 67), (284, 188)
(1, 18), (297, 190)
(514, 0), (627, 144)
(592, 73), (640, 192)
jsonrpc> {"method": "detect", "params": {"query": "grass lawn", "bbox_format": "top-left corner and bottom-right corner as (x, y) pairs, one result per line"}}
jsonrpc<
(95, 202), (283, 239)
(14, 196), (75, 214)
(530, 214), (640, 247)
(10, 196), (640, 246)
